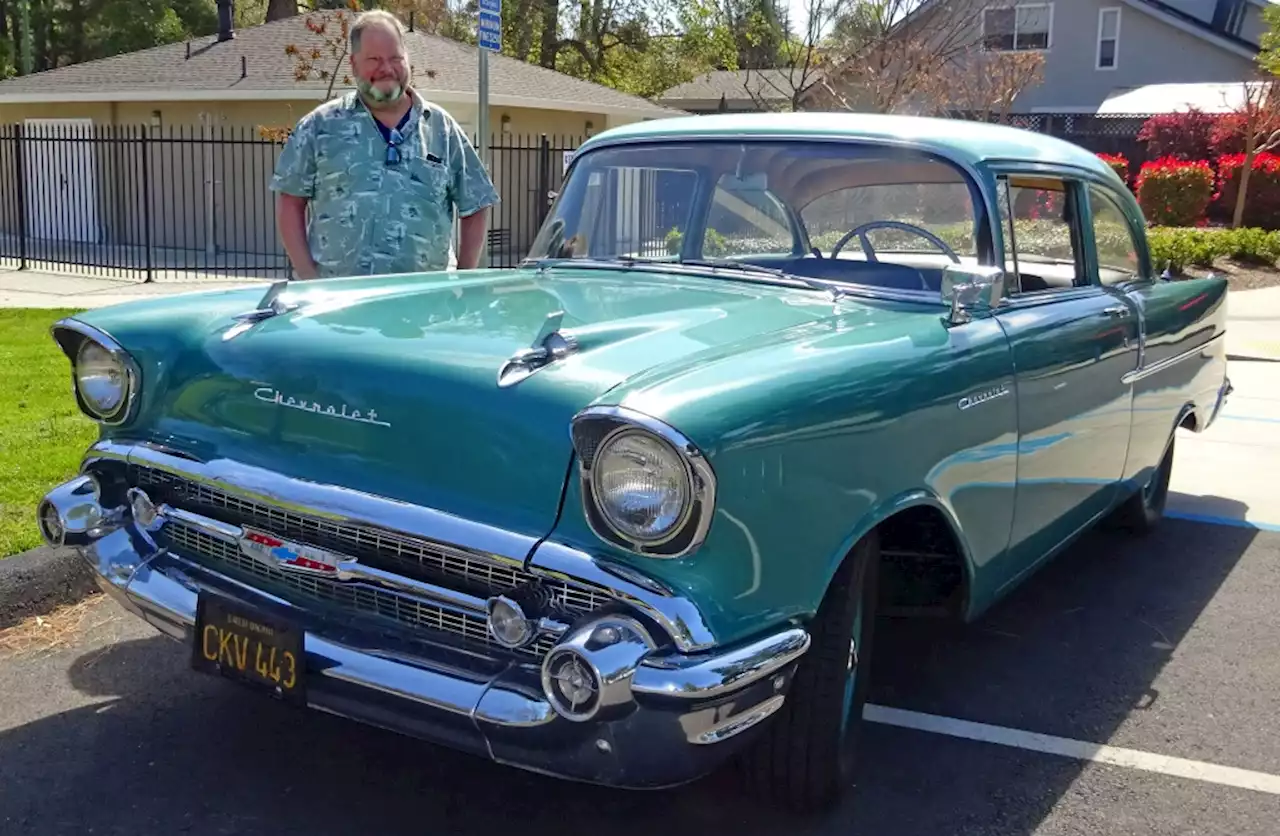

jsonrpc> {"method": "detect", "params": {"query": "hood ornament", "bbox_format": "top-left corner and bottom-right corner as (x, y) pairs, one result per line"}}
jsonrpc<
(223, 281), (299, 341)
(497, 310), (580, 388)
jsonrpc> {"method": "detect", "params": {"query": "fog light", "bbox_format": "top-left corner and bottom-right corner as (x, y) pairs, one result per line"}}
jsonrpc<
(37, 500), (65, 548)
(542, 648), (602, 722)
(127, 488), (159, 530)
(486, 595), (534, 648)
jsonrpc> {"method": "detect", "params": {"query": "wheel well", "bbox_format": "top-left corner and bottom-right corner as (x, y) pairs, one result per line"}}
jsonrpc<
(1179, 409), (1198, 432)
(871, 505), (968, 620)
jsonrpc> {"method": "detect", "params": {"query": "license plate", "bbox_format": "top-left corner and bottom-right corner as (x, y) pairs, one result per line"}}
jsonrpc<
(192, 594), (306, 704)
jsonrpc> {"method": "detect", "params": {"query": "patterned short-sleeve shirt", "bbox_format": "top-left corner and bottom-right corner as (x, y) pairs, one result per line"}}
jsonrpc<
(269, 90), (500, 278)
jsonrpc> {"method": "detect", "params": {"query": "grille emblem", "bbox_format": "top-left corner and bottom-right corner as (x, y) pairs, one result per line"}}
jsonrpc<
(238, 527), (353, 576)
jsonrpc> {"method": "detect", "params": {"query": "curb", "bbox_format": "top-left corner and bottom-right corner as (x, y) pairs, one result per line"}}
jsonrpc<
(0, 546), (98, 630)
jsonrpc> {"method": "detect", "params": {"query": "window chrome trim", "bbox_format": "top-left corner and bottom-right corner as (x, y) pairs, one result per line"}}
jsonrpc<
(51, 317), (141, 426)
(570, 405), (718, 560)
(76, 439), (720, 653)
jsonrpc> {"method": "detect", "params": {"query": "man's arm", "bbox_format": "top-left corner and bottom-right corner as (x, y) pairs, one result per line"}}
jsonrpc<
(445, 113), (500, 270)
(276, 194), (319, 279)
(268, 115), (320, 279)
(457, 207), (489, 270)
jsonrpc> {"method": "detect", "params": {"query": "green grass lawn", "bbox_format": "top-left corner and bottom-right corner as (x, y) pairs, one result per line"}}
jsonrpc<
(0, 308), (97, 557)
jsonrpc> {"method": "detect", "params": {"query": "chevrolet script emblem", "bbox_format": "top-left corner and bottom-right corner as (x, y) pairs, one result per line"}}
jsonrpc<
(239, 528), (353, 576)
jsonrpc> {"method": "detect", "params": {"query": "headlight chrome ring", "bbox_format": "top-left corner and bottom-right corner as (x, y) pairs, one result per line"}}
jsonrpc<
(571, 406), (717, 559)
(52, 319), (139, 425)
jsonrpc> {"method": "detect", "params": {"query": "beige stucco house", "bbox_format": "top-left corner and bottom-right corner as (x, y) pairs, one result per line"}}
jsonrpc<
(0, 12), (680, 271)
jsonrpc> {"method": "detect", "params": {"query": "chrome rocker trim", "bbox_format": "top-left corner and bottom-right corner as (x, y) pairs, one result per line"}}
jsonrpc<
(80, 439), (719, 652)
(40, 472), (810, 789)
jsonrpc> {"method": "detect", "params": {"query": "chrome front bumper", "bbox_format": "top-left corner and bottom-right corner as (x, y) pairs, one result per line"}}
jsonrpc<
(39, 473), (809, 789)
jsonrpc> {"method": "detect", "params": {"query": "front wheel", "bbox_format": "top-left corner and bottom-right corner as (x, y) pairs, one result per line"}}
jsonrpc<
(740, 531), (880, 812)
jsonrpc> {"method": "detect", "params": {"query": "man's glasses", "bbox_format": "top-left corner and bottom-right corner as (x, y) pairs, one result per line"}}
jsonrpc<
(386, 128), (403, 166)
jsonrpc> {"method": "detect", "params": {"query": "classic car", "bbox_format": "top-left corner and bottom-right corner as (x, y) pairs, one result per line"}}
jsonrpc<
(37, 112), (1232, 811)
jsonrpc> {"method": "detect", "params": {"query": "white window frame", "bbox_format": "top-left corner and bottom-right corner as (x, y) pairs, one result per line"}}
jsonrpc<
(981, 2), (1055, 53)
(1096, 7), (1121, 71)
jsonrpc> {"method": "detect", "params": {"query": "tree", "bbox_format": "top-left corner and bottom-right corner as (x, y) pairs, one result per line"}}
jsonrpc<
(817, 0), (1043, 117)
(1221, 79), (1280, 228)
(733, 0), (843, 112)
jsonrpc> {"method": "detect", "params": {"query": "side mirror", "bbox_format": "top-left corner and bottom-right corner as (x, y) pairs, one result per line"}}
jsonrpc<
(941, 264), (1005, 325)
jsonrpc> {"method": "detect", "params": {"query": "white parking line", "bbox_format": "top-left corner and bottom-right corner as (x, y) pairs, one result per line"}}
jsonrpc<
(863, 705), (1280, 795)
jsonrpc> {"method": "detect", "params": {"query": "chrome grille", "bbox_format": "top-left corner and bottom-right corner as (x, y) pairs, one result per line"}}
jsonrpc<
(131, 466), (614, 614)
(160, 522), (558, 660)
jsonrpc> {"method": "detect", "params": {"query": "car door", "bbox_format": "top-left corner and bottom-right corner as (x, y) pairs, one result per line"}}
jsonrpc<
(990, 172), (1140, 585)
(1083, 182), (1231, 493)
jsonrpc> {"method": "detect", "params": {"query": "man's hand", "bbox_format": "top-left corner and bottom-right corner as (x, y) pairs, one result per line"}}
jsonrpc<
(457, 207), (489, 270)
(276, 193), (319, 279)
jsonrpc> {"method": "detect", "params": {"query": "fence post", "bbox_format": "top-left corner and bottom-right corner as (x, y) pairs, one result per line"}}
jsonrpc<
(141, 126), (154, 283)
(536, 134), (551, 227)
(14, 123), (27, 271)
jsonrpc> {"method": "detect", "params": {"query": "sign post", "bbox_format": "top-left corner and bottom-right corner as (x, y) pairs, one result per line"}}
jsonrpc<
(476, 0), (501, 269)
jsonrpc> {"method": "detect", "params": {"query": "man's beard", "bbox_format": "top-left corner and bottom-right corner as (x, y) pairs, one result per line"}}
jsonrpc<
(358, 77), (406, 106)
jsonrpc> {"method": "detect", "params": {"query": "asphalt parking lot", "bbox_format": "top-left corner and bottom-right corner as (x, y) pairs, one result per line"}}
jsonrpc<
(2, 361), (1278, 836)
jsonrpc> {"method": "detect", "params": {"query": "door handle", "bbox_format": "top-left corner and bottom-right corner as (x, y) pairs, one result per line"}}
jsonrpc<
(1102, 305), (1130, 318)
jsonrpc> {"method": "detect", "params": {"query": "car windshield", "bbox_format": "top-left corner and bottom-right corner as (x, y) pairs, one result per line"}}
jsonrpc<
(525, 140), (984, 295)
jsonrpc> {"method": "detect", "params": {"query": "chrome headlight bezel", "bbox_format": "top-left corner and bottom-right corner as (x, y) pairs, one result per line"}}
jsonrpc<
(51, 319), (140, 425)
(570, 406), (717, 559)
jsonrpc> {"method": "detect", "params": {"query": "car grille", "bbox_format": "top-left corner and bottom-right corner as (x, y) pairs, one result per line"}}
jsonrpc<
(129, 466), (611, 659)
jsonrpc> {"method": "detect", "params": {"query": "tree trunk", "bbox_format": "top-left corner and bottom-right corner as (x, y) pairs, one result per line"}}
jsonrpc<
(513, 0), (536, 61)
(266, 0), (298, 22)
(538, 0), (559, 68)
(1233, 128), (1256, 229)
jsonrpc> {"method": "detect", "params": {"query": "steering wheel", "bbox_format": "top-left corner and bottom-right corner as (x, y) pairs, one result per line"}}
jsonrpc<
(828, 220), (962, 265)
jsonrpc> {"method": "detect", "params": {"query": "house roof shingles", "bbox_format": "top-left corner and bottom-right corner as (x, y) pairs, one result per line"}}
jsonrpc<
(0, 14), (679, 117)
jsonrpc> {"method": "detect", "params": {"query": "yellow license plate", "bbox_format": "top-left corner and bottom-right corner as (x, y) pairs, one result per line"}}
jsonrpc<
(191, 594), (306, 703)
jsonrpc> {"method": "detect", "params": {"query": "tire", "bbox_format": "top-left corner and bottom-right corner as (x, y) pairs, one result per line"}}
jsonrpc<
(741, 530), (880, 813)
(1110, 433), (1175, 536)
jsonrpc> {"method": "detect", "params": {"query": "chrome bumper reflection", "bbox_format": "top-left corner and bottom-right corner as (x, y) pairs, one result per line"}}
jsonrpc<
(38, 475), (809, 778)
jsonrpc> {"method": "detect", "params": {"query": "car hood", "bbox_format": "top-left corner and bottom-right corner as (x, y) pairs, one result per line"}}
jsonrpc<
(87, 267), (914, 539)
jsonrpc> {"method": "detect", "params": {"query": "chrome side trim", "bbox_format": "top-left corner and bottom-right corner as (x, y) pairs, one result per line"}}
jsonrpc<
(569, 405), (718, 560)
(50, 317), (142, 426)
(79, 440), (718, 653)
(1121, 334), (1222, 385)
(158, 504), (241, 541)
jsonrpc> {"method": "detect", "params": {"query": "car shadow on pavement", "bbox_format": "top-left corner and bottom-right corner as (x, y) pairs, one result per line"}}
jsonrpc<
(0, 509), (1264, 836)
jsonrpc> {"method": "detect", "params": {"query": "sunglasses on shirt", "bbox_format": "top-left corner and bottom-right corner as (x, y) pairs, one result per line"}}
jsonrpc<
(385, 128), (403, 166)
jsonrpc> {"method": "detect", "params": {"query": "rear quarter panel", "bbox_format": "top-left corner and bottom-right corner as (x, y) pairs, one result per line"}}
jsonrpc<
(548, 299), (1020, 647)
(1122, 275), (1230, 488)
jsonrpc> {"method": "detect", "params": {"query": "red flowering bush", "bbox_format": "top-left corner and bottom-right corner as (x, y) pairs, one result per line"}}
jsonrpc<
(1216, 152), (1280, 229)
(1137, 109), (1217, 160)
(1135, 157), (1215, 226)
(1208, 112), (1249, 157)
(1097, 153), (1129, 184)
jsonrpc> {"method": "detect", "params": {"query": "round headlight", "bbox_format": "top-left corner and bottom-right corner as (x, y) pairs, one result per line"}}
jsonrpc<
(591, 429), (691, 544)
(75, 340), (128, 417)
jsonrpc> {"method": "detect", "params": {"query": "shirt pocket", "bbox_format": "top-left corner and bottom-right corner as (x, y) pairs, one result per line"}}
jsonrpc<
(403, 157), (450, 206)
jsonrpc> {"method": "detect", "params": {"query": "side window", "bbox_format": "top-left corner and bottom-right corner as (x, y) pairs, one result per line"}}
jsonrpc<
(703, 176), (794, 258)
(1088, 185), (1143, 285)
(997, 174), (1088, 294)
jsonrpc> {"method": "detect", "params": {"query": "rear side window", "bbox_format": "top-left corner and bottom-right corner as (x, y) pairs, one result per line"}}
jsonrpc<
(1088, 185), (1144, 285)
(996, 174), (1088, 294)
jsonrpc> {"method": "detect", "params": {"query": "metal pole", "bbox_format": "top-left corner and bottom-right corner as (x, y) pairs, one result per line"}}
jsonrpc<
(477, 48), (490, 269)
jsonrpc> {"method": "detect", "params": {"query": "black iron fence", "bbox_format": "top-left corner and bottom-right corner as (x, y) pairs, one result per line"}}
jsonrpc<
(0, 124), (582, 283)
(0, 114), (1155, 283)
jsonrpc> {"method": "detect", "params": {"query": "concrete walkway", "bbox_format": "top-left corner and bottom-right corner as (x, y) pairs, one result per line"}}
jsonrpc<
(0, 268), (268, 310)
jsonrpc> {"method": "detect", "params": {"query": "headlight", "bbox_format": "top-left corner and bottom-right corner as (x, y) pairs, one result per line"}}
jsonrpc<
(591, 428), (692, 544)
(75, 340), (128, 417)
(571, 406), (717, 559)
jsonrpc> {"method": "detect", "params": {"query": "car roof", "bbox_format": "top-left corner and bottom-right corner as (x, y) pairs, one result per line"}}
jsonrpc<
(576, 112), (1117, 182)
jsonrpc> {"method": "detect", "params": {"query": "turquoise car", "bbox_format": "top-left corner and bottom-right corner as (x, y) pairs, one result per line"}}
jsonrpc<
(37, 113), (1232, 811)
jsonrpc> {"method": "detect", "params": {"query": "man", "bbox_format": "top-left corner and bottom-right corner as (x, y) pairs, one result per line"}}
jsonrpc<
(270, 10), (499, 280)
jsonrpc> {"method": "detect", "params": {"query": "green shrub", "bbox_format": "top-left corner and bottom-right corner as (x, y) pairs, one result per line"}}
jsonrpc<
(1135, 158), (1216, 226)
(1220, 226), (1280, 265)
(1147, 227), (1225, 273)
